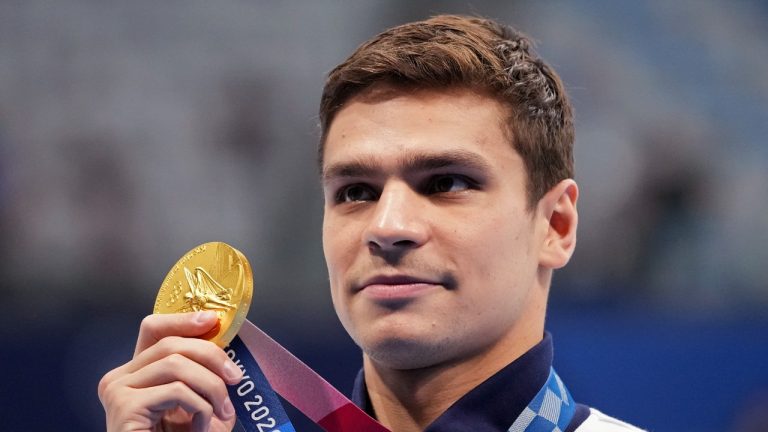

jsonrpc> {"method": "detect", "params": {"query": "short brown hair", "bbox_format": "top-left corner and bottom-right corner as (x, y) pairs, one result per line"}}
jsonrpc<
(319, 14), (574, 206)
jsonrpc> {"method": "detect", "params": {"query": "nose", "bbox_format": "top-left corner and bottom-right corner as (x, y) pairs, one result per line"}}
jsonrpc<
(364, 182), (429, 253)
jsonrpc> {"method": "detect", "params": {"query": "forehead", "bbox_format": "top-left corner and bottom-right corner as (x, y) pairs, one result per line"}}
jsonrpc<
(321, 87), (514, 174)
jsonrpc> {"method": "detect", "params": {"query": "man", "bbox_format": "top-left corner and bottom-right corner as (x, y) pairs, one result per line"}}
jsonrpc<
(99, 15), (644, 432)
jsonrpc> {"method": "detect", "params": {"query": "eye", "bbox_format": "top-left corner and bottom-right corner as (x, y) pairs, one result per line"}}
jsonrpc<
(336, 184), (378, 203)
(427, 174), (475, 194)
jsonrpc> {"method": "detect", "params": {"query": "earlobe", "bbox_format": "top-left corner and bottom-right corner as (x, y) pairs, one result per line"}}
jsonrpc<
(538, 179), (579, 269)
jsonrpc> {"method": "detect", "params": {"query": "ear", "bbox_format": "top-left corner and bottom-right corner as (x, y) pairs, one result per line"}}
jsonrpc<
(536, 179), (579, 269)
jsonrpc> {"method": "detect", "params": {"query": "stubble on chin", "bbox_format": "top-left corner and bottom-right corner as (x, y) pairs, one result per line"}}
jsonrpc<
(361, 331), (458, 371)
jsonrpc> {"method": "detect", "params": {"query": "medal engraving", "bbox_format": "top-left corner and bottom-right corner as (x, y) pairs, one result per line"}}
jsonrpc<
(154, 242), (253, 347)
(182, 267), (236, 312)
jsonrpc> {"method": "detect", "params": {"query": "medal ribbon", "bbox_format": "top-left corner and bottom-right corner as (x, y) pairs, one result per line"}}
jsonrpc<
(230, 320), (575, 432)
(228, 319), (389, 432)
(507, 367), (575, 432)
(224, 335), (296, 432)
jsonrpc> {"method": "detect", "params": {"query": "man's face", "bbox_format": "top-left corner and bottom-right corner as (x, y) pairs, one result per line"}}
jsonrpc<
(321, 88), (546, 369)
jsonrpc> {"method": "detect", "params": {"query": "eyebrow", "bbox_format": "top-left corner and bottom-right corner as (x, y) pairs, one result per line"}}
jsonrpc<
(321, 149), (492, 182)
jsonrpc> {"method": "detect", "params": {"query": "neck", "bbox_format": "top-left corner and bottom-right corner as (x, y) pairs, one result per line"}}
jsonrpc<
(363, 297), (546, 432)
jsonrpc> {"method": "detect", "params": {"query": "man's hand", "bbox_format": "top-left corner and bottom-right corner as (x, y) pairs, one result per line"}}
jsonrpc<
(98, 311), (243, 432)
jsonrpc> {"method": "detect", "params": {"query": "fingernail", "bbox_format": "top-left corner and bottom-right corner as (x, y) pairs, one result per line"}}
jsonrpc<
(194, 311), (216, 324)
(223, 361), (243, 382)
(222, 397), (236, 419)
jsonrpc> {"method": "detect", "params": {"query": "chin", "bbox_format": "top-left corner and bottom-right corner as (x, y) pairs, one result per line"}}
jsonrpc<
(360, 335), (455, 370)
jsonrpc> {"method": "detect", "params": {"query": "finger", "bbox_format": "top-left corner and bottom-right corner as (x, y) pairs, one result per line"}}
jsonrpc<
(121, 353), (236, 421)
(135, 311), (219, 356)
(127, 336), (243, 385)
(143, 381), (216, 432)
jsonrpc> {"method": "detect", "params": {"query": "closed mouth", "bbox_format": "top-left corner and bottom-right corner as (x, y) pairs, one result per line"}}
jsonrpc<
(354, 272), (457, 295)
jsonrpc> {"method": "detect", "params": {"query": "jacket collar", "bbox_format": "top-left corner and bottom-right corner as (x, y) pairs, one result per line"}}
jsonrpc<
(351, 332), (554, 431)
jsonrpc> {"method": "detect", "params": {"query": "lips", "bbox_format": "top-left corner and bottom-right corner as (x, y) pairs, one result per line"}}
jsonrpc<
(361, 274), (439, 287)
(355, 274), (446, 301)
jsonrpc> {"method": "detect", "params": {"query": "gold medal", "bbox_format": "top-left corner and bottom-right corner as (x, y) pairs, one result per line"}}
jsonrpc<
(154, 242), (253, 347)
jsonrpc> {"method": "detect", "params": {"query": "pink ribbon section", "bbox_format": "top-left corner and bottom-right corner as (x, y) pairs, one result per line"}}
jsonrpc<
(238, 320), (391, 432)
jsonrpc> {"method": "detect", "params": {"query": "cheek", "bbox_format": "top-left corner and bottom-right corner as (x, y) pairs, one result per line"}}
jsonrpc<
(323, 223), (346, 316)
(322, 217), (357, 286)
(455, 213), (535, 290)
(460, 212), (524, 258)
(322, 218), (339, 279)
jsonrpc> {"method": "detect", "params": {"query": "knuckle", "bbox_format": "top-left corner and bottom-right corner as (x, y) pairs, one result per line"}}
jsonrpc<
(169, 380), (188, 394)
(164, 352), (187, 369)
(139, 314), (159, 335)
(98, 376), (124, 409)
(154, 335), (181, 355)
(97, 372), (112, 400)
(97, 368), (123, 403)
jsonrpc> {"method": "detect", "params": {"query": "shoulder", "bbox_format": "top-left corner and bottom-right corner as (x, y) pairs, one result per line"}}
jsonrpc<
(573, 408), (646, 432)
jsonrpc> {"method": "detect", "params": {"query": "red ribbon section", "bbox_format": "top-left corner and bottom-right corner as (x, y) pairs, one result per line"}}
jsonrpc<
(238, 320), (391, 432)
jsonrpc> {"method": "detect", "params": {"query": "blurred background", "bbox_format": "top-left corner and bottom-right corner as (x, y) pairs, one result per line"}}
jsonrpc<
(1, 1), (767, 431)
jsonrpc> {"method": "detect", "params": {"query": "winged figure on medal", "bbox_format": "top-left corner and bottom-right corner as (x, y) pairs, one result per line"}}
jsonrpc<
(169, 252), (243, 313)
